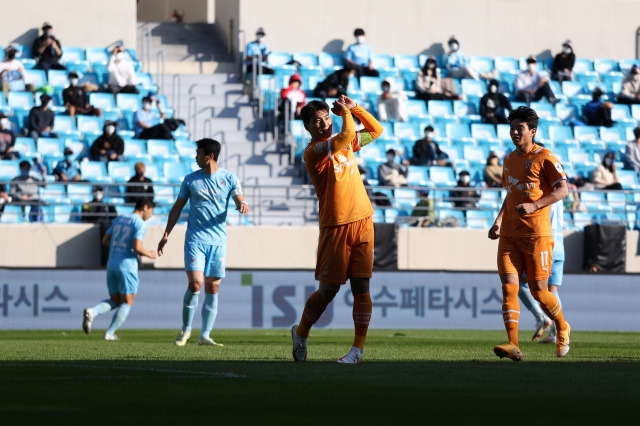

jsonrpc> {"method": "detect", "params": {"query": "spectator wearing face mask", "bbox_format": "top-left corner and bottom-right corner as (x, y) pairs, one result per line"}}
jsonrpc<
(245, 27), (273, 75)
(9, 160), (44, 222)
(124, 161), (154, 204)
(27, 94), (58, 139)
(582, 87), (613, 127)
(617, 65), (640, 105)
(444, 36), (479, 80)
(81, 185), (117, 224)
(53, 147), (82, 182)
(377, 149), (410, 188)
(414, 56), (460, 106)
(105, 43), (138, 95)
(377, 79), (408, 122)
(479, 79), (512, 125)
(483, 151), (503, 188)
(623, 127), (640, 174)
(63, 72), (102, 119)
(90, 120), (124, 163)
(32, 22), (65, 72)
(0, 112), (18, 160)
(514, 56), (557, 105)
(591, 152), (623, 190)
(343, 28), (379, 80)
(450, 170), (480, 216)
(134, 96), (164, 138)
(412, 125), (450, 166)
(551, 40), (575, 83)
(0, 46), (37, 99)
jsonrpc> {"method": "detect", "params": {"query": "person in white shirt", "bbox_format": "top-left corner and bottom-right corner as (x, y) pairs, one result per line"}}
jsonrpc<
(514, 56), (557, 105)
(105, 44), (138, 95)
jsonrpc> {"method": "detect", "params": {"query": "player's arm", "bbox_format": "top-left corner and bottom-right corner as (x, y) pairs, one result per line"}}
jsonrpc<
(133, 238), (157, 259)
(102, 232), (111, 247)
(488, 198), (506, 240)
(157, 197), (187, 256)
(329, 100), (356, 155)
(232, 194), (250, 215)
(345, 96), (384, 147)
(516, 180), (569, 215)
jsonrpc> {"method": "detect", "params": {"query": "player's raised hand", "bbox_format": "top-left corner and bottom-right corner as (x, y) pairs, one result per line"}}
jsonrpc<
(340, 95), (358, 110)
(331, 99), (348, 115)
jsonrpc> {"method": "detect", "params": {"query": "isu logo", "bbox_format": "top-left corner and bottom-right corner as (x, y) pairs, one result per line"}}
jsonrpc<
(189, 257), (196, 264)
(321, 265), (329, 277)
(525, 160), (533, 170)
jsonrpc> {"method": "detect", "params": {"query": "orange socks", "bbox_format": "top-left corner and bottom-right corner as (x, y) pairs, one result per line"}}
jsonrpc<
(352, 292), (372, 349)
(297, 290), (330, 338)
(531, 289), (568, 331)
(502, 283), (520, 346)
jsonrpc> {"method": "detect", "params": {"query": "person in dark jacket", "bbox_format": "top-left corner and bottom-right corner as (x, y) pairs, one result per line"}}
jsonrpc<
(312, 64), (355, 100)
(551, 40), (575, 83)
(27, 94), (57, 139)
(90, 120), (125, 164)
(479, 79), (513, 125)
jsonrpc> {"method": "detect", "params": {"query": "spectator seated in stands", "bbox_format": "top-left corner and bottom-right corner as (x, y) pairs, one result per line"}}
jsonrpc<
(90, 120), (124, 164)
(343, 28), (379, 80)
(0, 113), (18, 160)
(312, 64), (355, 100)
(444, 36), (479, 80)
(479, 79), (512, 125)
(32, 22), (65, 72)
(53, 147), (82, 182)
(377, 79), (408, 122)
(63, 72), (102, 119)
(483, 151), (503, 188)
(134, 95), (165, 138)
(378, 149), (409, 187)
(409, 189), (439, 227)
(624, 126), (640, 175)
(0, 45), (37, 100)
(591, 151), (623, 190)
(551, 40), (575, 83)
(104, 43), (138, 95)
(279, 74), (306, 120)
(449, 170), (480, 216)
(27, 94), (58, 140)
(245, 27), (274, 75)
(412, 125), (451, 166)
(139, 118), (185, 140)
(582, 87), (614, 127)
(125, 161), (154, 205)
(414, 55), (460, 106)
(9, 160), (44, 222)
(514, 56), (557, 105)
(616, 64), (640, 105)
(81, 185), (117, 224)
(0, 186), (12, 218)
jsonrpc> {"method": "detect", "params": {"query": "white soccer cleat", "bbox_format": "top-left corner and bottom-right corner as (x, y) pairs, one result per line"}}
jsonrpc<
(337, 346), (363, 364)
(103, 333), (119, 341)
(532, 317), (552, 341)
(539, 334), (556, 344)
(290, 325), (308, 362)
(82, 308), (94, 334)
(174, 330), (191, 347)
(197, 337), (224, 346)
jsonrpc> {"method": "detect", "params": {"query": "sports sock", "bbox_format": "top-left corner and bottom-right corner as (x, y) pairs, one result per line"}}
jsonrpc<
(297, 290), (330, 338)
(200, 292), (218, 339)
(90, 299), (117, 317)
(518, 283), (547, 323)
(501, 283), (520, 346)
(182, 290), (200, 332)
(352, 292), (372, 349)
(106, 303), (131, 335)
(531, 289), (568, 331)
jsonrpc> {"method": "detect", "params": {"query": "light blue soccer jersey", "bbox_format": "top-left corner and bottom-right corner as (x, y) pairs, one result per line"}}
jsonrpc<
(178, 168), (242, 245)
(106, 214), (148, 273)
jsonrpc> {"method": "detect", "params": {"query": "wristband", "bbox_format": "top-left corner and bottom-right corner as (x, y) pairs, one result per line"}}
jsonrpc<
(240, 201), (248, 205)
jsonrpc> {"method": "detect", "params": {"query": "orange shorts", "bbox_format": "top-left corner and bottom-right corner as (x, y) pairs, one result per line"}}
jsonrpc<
(497, 235), (554, 281)
(315, 216), (374, 284)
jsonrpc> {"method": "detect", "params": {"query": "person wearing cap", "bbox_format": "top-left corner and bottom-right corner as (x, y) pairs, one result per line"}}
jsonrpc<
(514, 56), (557, 105)
(62, 71), (102, 118)
(279, 74), (306, 120)
(444, 36), (479, 80)
(32, 22), (65, 72)
(105, 43), (138, 95)
(0, 45), (37, 99)
(616, 64), (640, 105)
(81, 197), (157, 340)
(27, 94), (57, 139)
(124, 161), (154, 205)
(376, 78), (408, 122)
(479, 79), (512, 125)
(133, 96), (164, 138)
(582, 87), (613, 127)
(343, 28), (379, 80)
(245, 27), (273, 75)
(412, 125), (450, 166)
(81, 185), (118, 224)
(0, 112), (18, 160)
(450, 170), (480, 216)
(53, 147), (82, 182)
(551, 40), (575, 83)
(90, 120), (125, 163)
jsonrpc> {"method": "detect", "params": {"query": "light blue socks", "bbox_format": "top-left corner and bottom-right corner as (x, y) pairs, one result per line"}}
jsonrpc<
(518, 283), (547, 322)
(90, 299), (117, 317)
(106, 304), (131, 336)
(200, 293), (218, 339)
(182, 290), (200, 332)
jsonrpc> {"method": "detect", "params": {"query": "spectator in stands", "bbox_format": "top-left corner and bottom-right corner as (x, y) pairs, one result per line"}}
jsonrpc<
(312, 64), (355, 100)
(591, 151), (623, 190)
(279, 74), (306, 120)
(414, 56), (460, 106)
(409, 189), (439, 227)
(0, 113), (18, 160)
(124, 162), (154, 204)
(378, 149), (409, 187)
(412, 125), (451, 166)
(245, 27), (273, 75)
(343, 28), (379, 80)
(444, 36), (479, 80)
(63, 72), (102, 119)
(483, 151), (503, 188)
(616, 64), (640, 105)
(377, 79), (408, 122)
(479, 79), (512, 125)
(27, 94), (57, 139)
(32, 155), (47, 179)
(0, 45), (37, 100)
(551, 40), (575, 83)
(53, 147), (82, 182)
(134, 96), (164, 138)
(9, 160), (44, 222)
(582, 87), (614, 127)
(450, 170), (480, 215)
(90, 120), (124, 164)
(514, 56), (557, 105)
(0, 186), (12, 218)
(81, 185), (117, 224)
(623, 127), (640, 174)
(105, 43), (138, 95)
(32, 22), (65, 72)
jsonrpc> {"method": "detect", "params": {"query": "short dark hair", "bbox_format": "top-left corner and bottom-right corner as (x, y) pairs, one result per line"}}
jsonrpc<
(354, 28), (365, 37)
(196, 138), (222, 161)
(634, 127), (640, 139)
(134, 197), (156, 211)
(508, 106), (539, 130)
(300, 100), (329, 125)
(19, 160), (31, 170)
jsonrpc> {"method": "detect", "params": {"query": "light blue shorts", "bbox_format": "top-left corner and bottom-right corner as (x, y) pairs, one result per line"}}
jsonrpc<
(184, 242), (226, 278)
(106, 271), (139, 295)
(549, 246), (565, 286)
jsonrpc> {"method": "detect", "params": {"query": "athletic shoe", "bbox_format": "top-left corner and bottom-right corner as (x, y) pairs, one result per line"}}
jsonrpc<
(336, 346), (363, 364)
(290, 325), (308, 362)
(82, 308), (94, 334)
(539, 334), (556, 344)
(103, 333), (119, 341)
(532, 317), (552, 341)
(556, 323), (571, 357)
(174, 330), (191, 347)
(197, 337), (224, 346)
(493, 342), (524, 362)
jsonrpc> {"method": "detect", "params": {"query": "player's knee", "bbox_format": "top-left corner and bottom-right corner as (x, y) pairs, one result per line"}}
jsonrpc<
(322, 288), (339, 301)
(350, 278), (370, 295)
(188, 281), (203, 292)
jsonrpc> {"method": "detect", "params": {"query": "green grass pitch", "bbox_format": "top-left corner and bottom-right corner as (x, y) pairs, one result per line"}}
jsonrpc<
(1, 329), (638, 425)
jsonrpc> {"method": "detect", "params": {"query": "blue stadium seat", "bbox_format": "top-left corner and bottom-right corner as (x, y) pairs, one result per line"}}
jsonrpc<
(267, 51), (293, 67)
(8, 91), (34, 110)
(85, 47), (110, 64)
(0, 205), (26, 223)
(547, 125), (574, 143)
(318, 52), (343, 73)
(80, 161), (108, 180)
(445, 123), (472, 143)
(463, 145), (488, 166)
(292, 51), (318, 67)
(40, 184), (68, 204)
(470, 123), (497, 142)
(116, 93), (142, 111)
(371, 53), (394, 69)
(561, 81), (585, 98)
(77, 115), (103, 134)
(593, 58), (619, 74)
(13, 137), (37, 157)
(24, 69), (48, 87)
(599, 126), (624, 143)
(108, 161), (134, 182)
(427, 100), (454, 118)
(428, 166), (457, 187)
(572, 58), (594, 73)
(0, 159), (21, 182)
(37, 137), (64, 156)
(146, 139), (177, 159)
(453, 100), (481, 124)
(618, 58), (640, 73)
(406, 166), (429, 186)
(175, 140), (197, 158)
(466, 209), (494, 229)
(393, 122), (418, 139)
(437, 208), (465, 227)
(89, 93), (117, 111)
(469, 56), (494, 75)
(135, 72), (158, 91)
(52, 115), (78, 135)
(580, 191), (610, 212)
(610, 104), (632, 122)
(67, 182), (93, 203)
(394, 54), (419, 70)
(62, 46), (86, 62)
(493, 56), (518, 73)
(617, 169), (639, 189)
(405, 100), (429, 121)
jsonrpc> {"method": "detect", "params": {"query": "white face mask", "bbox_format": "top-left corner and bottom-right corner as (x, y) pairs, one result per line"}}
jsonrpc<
(105, 125), (115, 135)
(527, 64), (537, 72)
(356, 36), (365, 44)
(143, 102), (151, 111)
(382, 86), (390, 93)
(93, 191), (103, 201)
(256, 34), (264, 40)
(562, 47), (572, 54)
(489, 85), (498, 94)
(449, 43), (459, 51)
(425, 131), (434, 139)
(69, 78), (79, 86)
(461, 175), (471, 184)
(0, 118), (8, 128)
(386, 154), (395, 162)
(116, 52), (125, 61)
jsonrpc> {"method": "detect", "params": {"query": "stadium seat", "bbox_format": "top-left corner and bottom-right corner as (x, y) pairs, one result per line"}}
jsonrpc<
(108, 161), (134, 182)
(593, 58), (619, 74)
(85, 47), (110, 64)
(453, 100), (481, 123)
(561, 81), (585, 98)
(393, 187), (419, 210)
(8, 91), (34, 110)
(77, 115), (103, 134)
(393, 122), (418, 139)
(406, 166), (429, 186)
(437, 208), (465, 227)
(292, 51), (318, 67)
(67, 182), (93, 203)
(37, 138), (64, 156)
(317, 52), (343, 72)
(175, 140), (197, 158)
(62, 46), (86, 63)
(23, 69), (48, 88)
(617, 169), (639, 189)
(52, 115), (78, 135)
(547, 125), (575, 143)
(13, 137), (37, 157)
(599, 126), (623, 143)
(463, 145), (488, 166)
(0, 159), (21, 182)
(427, 100), (453, 118)
(80, 161), (108, 180)
(89, 93), (117, 111)
(394, 54), (419, 70)
(470, 123), (498, 142)
(572, 58), (594, 73)
(116, 93), (142, 111)
(427, 166), (457, 187)
(267, 51), (293, 67)
(135, 72), (158, 91)
(618, 58), (640, 73)
(405, 100), (429, 120)
(445, 123), (473, 143)
(555, 104), (580, 125)
(466, 209), (494, 229)
(371, 53), (394, 69)
(0, 205), (26, 223)
(610, 104), (632, 122)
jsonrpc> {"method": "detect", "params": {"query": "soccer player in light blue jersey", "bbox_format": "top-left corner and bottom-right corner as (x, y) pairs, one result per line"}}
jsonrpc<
(157, 138), (250, 347)
(82, 198), (157, 340)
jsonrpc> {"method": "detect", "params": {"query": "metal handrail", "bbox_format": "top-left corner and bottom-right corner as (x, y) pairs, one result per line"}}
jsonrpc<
(155, 51), (165, 93)
(187, 96), (198, 139)
(172, 74), (182, 118)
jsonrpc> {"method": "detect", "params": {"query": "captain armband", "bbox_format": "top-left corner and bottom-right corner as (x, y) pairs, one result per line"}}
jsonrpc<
(359, 132), (374, 147)
(231, 188), (243, 197)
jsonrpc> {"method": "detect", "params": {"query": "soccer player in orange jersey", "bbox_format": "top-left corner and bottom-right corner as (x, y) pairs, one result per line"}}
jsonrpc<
(291, 95), (383, 363)
(488, 106), (571, 361)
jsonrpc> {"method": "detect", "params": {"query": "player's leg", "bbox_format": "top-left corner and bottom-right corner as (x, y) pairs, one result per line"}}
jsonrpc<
(518, 279), (551, 341)
(105, 272), (138, 340)
(494, 236), (524, 361)
(175, 243), (205, 346)
(83, 270), (119, 334)
(198, 245), (225, 346)
(540, 252), (564, 344)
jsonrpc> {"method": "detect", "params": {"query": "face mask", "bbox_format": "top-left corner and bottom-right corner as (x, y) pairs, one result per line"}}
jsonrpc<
(116, 52), (125, 61)
(256, 34), (264, 40)
(143, 102), (151, 110)
(461, 176), (470, 184)
(93, 191), (103, 201)
(69, 78), (79, 86)
(105, 125), (115, 135)
(427, 62), (436, 69)
(45, 30), (53, 37)
(604, 158), (613, 166)
(449, 43), (459, 51)
(20, 169), (30, 177)
(382, 86), (390, 93)
(386, 154), (395, 162)
(356, 36), (365, 44)
(0, 118), (8, 128)
(528, 64), (537, 72)
(425, 131), (434, 139)
(65, 155), (73, 161)
(489, 85), (498, 94)
(562, 47), (571, 54)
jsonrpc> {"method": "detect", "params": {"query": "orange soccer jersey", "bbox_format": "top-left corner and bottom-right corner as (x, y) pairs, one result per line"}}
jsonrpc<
(500, 143), (566, 237)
